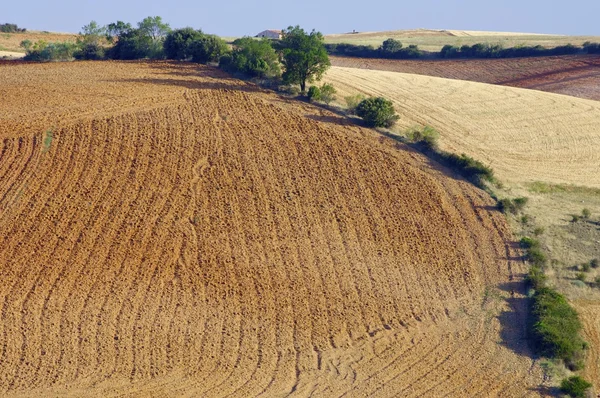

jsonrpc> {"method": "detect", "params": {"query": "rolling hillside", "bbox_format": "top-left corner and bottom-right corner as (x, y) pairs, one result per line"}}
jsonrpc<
(0, 61), (544, 396)
(324, 66), (600, 188)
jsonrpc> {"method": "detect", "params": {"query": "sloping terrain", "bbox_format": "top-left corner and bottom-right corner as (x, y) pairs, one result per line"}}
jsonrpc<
(0, 61), (543, 397)
(331, 55), (600, 101)
(325, 66), (600, 188)
(0, 31), (78, 53)
(324, 29), (600, 51)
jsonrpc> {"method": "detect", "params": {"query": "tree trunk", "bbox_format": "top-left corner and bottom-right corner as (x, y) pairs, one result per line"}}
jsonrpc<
(300, 80), (306, 94)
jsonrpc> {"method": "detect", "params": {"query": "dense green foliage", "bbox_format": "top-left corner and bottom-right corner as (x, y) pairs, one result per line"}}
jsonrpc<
(189, 34), (228, 63)
(74, 21), (106, 60)
(107, 28), (159, 59)
(307, 85), (321, 102)
(219, 37), (280, 78)
(21, 40), (77, 61)
(325, 42), (422, 59)
(280, 26), (330, 93)
(164, 28), (206, 60)
(438, 153), (495, 185)
(326, 40), (600, 60)
(355, 97), (399, 127)
(530, 287), (587, 369)
(307, 83), (336, 104)
(497, 197), (528, 214)
(0, 23), (26, 33)
(560, 376), (593, 398)
(105, 21), (132, 43)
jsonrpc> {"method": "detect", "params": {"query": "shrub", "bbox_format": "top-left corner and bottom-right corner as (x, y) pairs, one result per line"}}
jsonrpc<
(21, 40), (78, 61)
(526, 266), (547, 290)
(576, 272), (587, 282)
(497, 197), (528, 214)
(344, 94), (366, 114)
(520, 237), (539, 249)
(190, 34), (228, 64)
(107, 28), (160, 60)
(530, 287), (587, 368)
(533, 227), (545, 236)
(307, 85), (321, 102)
(571, 214), (581, 223)
(320, 83), (336, 104)
(221, 37), (280, 78)
(527, 247), (547, 266)
(582, 262), (591, 272)
(582, 208), (591, 219)
(74, 43), (105, 60)
(163, 27), (205, 60)
(0, 23), (26, 33)
(356, 97), (399, 127)
(439, 153), (494, 185)
(591, 259), (599, 269)
(560, 376), (592, 397)
(407, 126), (440, 151)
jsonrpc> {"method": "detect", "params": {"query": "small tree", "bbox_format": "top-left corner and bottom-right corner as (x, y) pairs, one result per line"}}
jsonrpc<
(307, 86), (321, 102)
(221, 37), (280, 78)
(320, 83), (336, 104)
(280, 26), (330, 93)
(356, 97), (399, 127)
(106, 21), (132, 43)
(137, 16), (171, 42)
(190, 35), (229, 64)
(75, 21), (106, 60)
(560, 376), (592, 398)
(379, 38), (402, 56)
(164, 28), (205, 60)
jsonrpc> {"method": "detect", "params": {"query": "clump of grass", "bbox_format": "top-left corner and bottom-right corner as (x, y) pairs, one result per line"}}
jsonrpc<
(42, 129), (53, 153)
(571, 214), (581, 223)
(581, 208), (591, 219)
(576, 272), (587, 282)
(591, 259), (599, 269)
(344, 94), (366, 115)
(520, 215), (530, 225)
(520, 236), (539, 249)
(497, 197), (528, 214)
(526, 266), (547, 290)
(533, 227), (545, 236)
(582, 262), (591, 273)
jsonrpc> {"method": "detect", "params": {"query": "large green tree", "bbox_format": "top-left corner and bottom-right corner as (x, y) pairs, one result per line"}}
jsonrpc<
(163, 27), (205, 60)
(137, 16), (171, 42)
(280, 26), (330, 93)
(221, 37), (280, 78)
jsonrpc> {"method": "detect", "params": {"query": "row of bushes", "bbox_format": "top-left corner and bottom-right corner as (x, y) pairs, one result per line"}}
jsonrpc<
(325, 39), (600, 60)
(440, 43), (580, 59)
(0, 23), (26, 33)
(325, 42), (423, 59)
(404, 126), (494, 188)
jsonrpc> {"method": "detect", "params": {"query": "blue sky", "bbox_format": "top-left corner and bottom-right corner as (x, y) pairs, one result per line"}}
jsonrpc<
(2, 0), (599, 36)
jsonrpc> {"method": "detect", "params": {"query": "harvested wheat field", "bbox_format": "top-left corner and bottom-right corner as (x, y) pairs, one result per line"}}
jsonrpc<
(0, 61), (545, 397)
(0, 31), (78, 53)
(324, 29), (600, 52)
(325, 66), (600, 188)
(331, 55), (600, 101)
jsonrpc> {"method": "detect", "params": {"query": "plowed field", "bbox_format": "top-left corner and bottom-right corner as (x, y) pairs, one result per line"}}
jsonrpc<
(331, 55), (600, 101)
(325, 66), (600, 188)
(0, 61), (544, 396)
(0, 31), (78, 53)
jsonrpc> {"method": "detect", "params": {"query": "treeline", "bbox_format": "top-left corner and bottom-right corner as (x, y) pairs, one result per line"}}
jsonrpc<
(325, 39), (600, 60)
(0, 23), (26, 33)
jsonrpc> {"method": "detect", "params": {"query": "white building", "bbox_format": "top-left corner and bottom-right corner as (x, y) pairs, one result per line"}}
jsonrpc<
(255, 30), (282, 40)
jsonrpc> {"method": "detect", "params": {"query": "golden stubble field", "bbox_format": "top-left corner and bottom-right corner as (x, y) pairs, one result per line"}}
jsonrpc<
(324, 66), (600, 188)
(324, 65), (600, 389)
(0, 61), (544, 396)
(324, 29), (600, 52)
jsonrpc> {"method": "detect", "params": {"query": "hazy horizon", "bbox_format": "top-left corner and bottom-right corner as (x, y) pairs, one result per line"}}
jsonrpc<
(3, 0), (599, 37)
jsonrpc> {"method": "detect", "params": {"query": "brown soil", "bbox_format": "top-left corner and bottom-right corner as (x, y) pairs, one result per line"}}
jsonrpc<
(0, 61), (544, 396)
(331, 55), (600, 101)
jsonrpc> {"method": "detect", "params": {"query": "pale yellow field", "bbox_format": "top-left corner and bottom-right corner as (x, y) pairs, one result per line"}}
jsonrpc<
(324, 66), (600, 188)
(324, 29), (600, 51)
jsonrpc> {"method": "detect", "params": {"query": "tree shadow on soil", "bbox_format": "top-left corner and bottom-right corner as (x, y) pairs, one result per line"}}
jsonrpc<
(496, 280), (534, 358)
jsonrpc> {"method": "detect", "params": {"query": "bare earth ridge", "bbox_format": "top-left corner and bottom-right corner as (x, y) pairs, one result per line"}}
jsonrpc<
(0, 61), (544, 397)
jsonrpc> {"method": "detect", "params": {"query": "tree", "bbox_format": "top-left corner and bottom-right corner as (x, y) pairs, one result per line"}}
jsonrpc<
(76, 21), (106, 60)
(106, 21), (132, 43)
(280, 26), (330, 93)
(379, 38), (402, 56)
(107, 28), (155, 60)
(137, 16), (171, 42)
(220, 37), (280, 78)
(356, 97), (399, 127)
(164, 27), (205, 60)
(189, 35), (229, 64)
